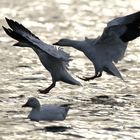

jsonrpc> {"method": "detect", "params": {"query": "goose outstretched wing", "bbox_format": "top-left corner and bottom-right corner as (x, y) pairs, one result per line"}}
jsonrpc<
(97, 11), (140, 63)
(3, 18), (70, 62)
(105, 11), (140, 42)
(107, 11), (140, 27)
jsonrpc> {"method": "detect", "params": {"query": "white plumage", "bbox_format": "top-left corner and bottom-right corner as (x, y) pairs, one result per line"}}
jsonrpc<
(22, 97), (70, 122)
(3, 18), (81, 93)
(54, 11), (140, 81)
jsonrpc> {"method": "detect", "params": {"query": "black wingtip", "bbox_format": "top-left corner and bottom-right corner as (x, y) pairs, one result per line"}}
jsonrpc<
(2, 26), (8, 35)
(2, 26), (6, 30)
(2, 26), (7, 35)
(2, 26), (10, 35)
(4, 17), (15, 28)
(2, 25), (22, 41)
(5, 17), (11, 23)
(5, 17), (8, 20)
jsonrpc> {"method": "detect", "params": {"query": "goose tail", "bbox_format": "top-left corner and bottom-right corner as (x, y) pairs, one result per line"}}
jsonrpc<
(104, 63), (124, 80)
(62, 71), (82, 86)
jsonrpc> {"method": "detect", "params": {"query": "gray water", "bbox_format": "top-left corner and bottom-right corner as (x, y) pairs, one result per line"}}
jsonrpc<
(0, 0), (140, 139)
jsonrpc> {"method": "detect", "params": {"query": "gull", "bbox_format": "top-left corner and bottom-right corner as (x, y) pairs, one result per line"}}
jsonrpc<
(53, 11), (140, 81)
(22, 97), (70, 122)
(2, 18), (81, 93)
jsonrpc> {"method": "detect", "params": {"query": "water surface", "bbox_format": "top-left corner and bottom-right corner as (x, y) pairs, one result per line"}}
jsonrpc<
(0, 0), (140, 139)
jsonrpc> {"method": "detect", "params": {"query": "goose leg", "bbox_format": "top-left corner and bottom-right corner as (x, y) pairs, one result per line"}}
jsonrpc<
(78, 72), (102, 81)
(38, 82), (56, 94)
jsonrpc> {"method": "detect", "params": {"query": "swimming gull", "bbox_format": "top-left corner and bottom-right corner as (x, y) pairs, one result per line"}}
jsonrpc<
(22, 97), (70, 122)
(53, 11), (140, 81)
(2, 18), (81, 93)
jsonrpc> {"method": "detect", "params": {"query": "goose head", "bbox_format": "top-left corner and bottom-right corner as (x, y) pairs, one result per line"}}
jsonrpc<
(22, 97), (40, 109)
(53, 39), (72, 46)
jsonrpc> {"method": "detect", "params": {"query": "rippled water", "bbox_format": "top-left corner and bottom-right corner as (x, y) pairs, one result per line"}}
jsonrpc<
(0, 0), (140, 139)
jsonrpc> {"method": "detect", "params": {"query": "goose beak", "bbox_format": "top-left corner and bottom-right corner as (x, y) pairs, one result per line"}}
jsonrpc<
(22, 103), (28, 107)
(53, 42), (58, 45)
(13, 42), (20, 46)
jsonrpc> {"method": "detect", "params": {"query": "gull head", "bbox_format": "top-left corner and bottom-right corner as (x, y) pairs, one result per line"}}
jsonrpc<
(22, 97), (40, 109)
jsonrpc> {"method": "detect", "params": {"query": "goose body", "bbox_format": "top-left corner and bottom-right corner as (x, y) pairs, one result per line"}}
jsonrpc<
(22, 97), (70, 121)
(54, 11), (140, 81)
(3, 18), (81, 93)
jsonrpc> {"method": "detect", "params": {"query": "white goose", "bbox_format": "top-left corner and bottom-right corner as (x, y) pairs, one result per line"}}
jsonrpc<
(22, 97), (70, 122)
(53, 11), (140, 81)
(3, 18), (81, 93)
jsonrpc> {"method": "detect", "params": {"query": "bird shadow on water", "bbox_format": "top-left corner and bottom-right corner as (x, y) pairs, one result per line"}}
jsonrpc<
(103, 127), (121, 131)
(44, 126), (72, 132)
(90, 95), (125, 106)
(32, 125), (85, 138)
(33, 125), (72, 132)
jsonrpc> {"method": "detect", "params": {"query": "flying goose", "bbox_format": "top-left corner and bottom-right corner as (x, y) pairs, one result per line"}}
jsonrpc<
(2, 18), (81, 93)
(22, 97), (70, 121)
(53, 11), (140, 81)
